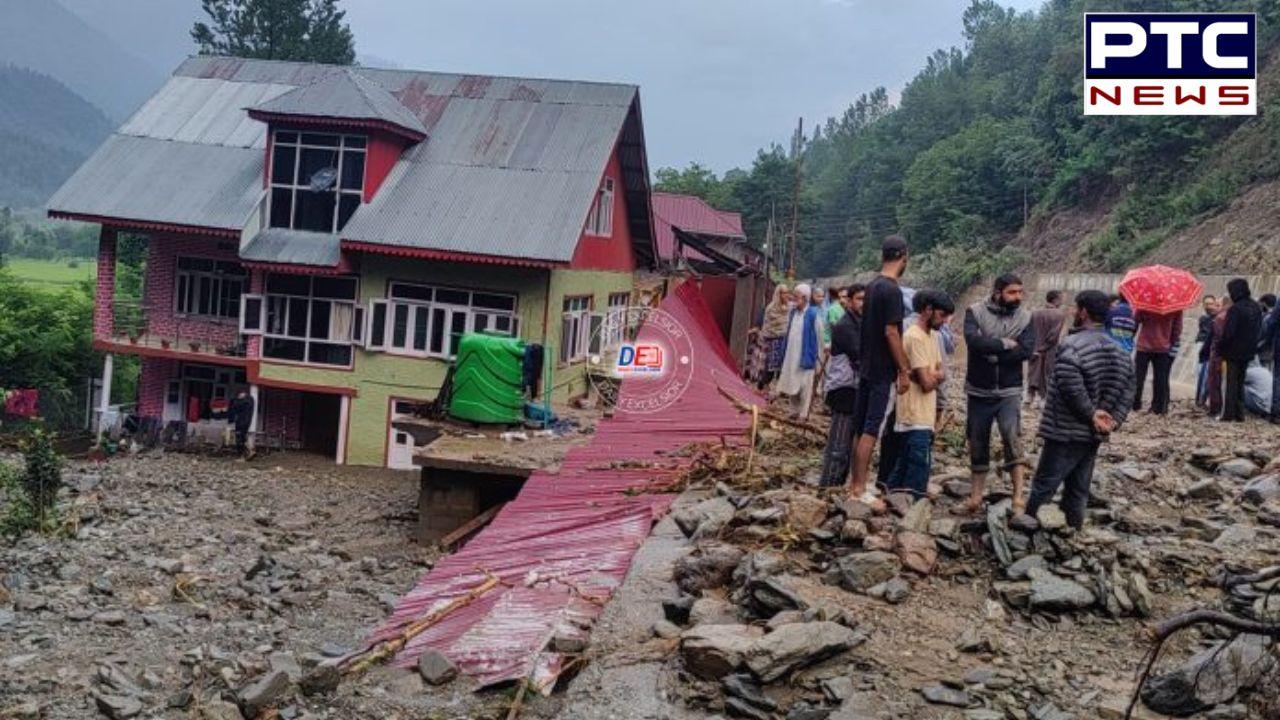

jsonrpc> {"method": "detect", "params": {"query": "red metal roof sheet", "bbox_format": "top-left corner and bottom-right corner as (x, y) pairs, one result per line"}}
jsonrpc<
(652, 192), (746, 263)
(362, 282), (758, 688)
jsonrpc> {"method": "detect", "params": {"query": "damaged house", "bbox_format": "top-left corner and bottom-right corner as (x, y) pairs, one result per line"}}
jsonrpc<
(49, 56), (656, 467)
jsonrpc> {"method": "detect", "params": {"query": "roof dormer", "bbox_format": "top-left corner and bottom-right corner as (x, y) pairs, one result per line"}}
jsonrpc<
(247, 69), (427, 142)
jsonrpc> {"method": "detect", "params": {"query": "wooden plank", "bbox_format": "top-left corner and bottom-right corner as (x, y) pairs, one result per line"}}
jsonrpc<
(438, 502), (506, 549)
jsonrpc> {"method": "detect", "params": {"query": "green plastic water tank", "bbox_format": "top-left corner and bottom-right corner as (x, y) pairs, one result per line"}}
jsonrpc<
(448, 332), (526, 424)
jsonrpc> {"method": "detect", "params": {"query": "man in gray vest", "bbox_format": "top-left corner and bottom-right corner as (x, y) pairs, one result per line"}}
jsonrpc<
(962, 274), (1035, 514)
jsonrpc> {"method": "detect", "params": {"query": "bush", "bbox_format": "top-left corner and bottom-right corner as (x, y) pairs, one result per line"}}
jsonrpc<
(2, 425), (63, 537)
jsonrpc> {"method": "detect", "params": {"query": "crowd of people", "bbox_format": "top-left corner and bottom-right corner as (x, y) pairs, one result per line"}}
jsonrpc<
(746, 235), (1280, 529)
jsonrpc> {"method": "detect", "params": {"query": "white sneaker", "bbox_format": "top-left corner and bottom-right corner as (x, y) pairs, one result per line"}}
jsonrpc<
(859, 488), (879, 504)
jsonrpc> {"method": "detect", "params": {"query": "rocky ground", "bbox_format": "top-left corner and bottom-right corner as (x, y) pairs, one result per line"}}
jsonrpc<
(1, 400), (1278, 720)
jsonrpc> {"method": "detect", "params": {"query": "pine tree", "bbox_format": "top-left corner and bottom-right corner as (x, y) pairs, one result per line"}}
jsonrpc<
(192, 0), (356, 65)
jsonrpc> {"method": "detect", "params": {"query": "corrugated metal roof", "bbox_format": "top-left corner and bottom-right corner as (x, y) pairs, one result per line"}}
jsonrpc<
(250, 69), (427, 139)
(49, 56), (654, 265)
(47, 135), (265, 230)
(240, 227), (341, 267)
(652, 192), (746, 262)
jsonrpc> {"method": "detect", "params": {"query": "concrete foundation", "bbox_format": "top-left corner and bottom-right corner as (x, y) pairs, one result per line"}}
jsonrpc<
(416, 465), (526, 543)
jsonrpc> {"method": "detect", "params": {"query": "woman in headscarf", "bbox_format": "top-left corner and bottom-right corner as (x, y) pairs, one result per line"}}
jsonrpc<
(776, 283), (825, 420)
(756, 283), (791, 391)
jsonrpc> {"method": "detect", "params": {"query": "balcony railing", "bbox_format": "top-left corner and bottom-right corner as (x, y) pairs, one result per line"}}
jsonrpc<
(107, 299), (247, 358)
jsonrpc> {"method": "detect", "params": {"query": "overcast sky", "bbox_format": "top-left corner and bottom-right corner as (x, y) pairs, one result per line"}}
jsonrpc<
(343, 0), (1044, 173)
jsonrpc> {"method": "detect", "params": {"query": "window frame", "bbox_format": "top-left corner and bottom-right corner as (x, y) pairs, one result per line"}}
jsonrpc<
(366, 282), (520, 360)
(173, 256), (247, 322)
(560, 295), (594, 363)
(268, 130), (367, 234)
(257, 274), (361, 368)
(584, 177), (615, 237)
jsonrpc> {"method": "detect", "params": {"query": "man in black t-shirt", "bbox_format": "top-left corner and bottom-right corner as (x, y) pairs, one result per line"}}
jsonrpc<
(848, 236), (911, 502)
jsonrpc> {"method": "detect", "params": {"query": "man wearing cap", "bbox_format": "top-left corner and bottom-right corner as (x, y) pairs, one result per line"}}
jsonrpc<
(848, 235), (911, 504)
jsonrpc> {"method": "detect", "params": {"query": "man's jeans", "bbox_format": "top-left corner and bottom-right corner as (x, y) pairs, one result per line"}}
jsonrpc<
(885, 429), (933, 498)
(966, 395), (1024, 474)
(1134, 351), (1173, 414)
(1026, 440), (1100, 529)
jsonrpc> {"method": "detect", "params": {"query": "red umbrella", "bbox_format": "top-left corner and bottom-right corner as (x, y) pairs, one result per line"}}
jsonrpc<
(1118, 265), (1203, 314)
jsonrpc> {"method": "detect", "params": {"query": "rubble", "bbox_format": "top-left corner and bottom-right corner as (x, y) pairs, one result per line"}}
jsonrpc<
(1141, 634), (1278, 715)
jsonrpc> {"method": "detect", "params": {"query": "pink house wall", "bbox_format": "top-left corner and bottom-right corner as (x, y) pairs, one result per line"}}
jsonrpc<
(137, 357), (179, 417)
(141, 235), (245, 349)
(94, 229), (117, 341)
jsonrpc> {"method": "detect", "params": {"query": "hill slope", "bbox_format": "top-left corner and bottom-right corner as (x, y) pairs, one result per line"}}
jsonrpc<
(0, 65), (114, 209)
(0, 0), (165, 121)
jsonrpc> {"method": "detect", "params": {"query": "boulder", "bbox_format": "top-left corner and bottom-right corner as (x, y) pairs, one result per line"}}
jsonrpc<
(198, 701), (245, 720)
(920, 684), (971, 707)
(94, 694), (142, 720)
(840, 519), (868, 542)
(836, 552), (901, 592)
(1027, 567), (1096, 611)
(741, 575), (807, 618)
(299, 663), (340, 696)
(673, 542), (744, 594)
(1035, 505), (1068, 531)
(672, 496), (736, 538)
(1241, 474), (1280, 505)
(238, 670), (291, 716)
(744, 621), (859, 682)
(1218, 458), (1260, 479)
(689, 597), (738, 625)
(1006, 554), (1047, 580)
(899, 499), (934, 533)
(416, 649), (458, 685)
(680, 624), (763, 679)
(895, 531), (938, 575)
(1142, 634), (1277, 715)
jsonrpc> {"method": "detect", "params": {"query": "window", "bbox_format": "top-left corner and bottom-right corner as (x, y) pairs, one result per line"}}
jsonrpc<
(269, 130), (366, 233)
(367, 283), (520, 359)
(241, 274), (359, 367)
(603, 291), (630, 349)
(584, 177), (614, 236)
(175, 257), (246, 320)
(561, 296), (593, 362)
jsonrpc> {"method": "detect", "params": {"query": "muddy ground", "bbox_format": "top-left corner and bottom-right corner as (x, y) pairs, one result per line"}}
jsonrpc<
(1, 398), (1277, 720)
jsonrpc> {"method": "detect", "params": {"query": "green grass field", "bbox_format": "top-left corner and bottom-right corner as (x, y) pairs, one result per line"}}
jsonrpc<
(4, 257), (96, 289)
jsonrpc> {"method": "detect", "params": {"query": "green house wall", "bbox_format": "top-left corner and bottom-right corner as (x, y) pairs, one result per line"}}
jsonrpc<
(254, 255), (633, 467)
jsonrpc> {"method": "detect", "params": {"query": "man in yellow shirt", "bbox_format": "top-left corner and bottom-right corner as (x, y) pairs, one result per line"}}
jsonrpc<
(884, 290), (954, 497)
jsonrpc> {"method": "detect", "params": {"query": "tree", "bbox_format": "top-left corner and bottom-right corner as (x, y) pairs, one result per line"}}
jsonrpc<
(192, 0), (356, 65)
(653, 163), (738, 210)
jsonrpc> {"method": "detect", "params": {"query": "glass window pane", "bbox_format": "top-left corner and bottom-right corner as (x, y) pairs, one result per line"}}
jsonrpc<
(176, 275), (189, 313)
(392, 303), (409, 348)
(313, 276), (357, 300)
(344, 135), (367, 149)
(198, 276), (214, 315)
(436, 288), (468, 305)
(474, 314), (489, 333)
(337, 193), (360, 231)
(310, 300), (332, 340)
(275, 131), (298, 144)
(300, 133), (339, 147)
(271, 144), (297, 184)
(299, 148), (339, 188)
(224, 280), (243, 318)
(307, 342), (352, 366)
(270, 188), (293, 228)
(472, 292), (515, 311)
(264, 337), (306, 362)
(390, 283), (432, 302)
(430, 307), (446, 354)
(341, 151), (365, 190)
(449, 311), (466, 357)
(412, 307), (429, 351)
(295, 190), (336, 233)
(266, 274), (310, 296)
(287, 297), (309, 337)
(266, 296), (288, 334)
(370, 302), (387, 344)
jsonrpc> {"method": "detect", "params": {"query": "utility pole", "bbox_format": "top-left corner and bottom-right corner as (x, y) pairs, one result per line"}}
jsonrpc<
(787, 117), (804, 280)
(763, 202), (776, 275)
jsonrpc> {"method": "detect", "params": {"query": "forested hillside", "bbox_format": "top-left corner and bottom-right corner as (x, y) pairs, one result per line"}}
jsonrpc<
(0, 66), (114, 209)
(655, 0), (1280, 290)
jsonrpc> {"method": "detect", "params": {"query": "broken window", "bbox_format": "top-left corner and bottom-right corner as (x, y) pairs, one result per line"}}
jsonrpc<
(268, 130), (366, 234)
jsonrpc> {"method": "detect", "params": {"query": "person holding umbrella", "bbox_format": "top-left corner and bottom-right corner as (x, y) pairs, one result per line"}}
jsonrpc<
(1115, 265), (1204, 413)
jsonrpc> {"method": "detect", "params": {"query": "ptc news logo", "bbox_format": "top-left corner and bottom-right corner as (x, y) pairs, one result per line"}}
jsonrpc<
(1084, 13), (1256, 115)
